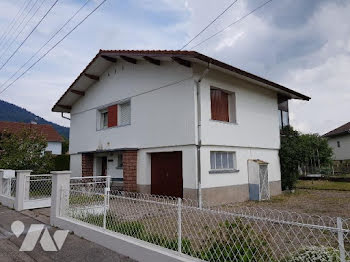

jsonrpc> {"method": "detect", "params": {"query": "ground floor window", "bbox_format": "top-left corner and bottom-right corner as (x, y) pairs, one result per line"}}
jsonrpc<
(210, 151), (236, 172)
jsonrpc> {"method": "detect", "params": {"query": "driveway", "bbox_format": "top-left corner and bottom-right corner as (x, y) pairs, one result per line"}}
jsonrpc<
(0, 205), (136, 262)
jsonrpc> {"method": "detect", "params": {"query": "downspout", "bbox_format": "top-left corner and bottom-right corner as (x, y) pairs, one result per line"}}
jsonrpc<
(61, 112), (70, 120)
(195, 63), (210, 209)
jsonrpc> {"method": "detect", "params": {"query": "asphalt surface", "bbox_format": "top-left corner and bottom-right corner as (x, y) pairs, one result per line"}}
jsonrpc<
(0, 205), (136, 262)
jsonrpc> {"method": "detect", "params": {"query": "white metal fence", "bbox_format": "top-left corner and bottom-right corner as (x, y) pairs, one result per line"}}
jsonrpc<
(1, 177), (16, 198)
(61, 187), (350, 262)
(25, 174), (52, 200)
(70, 176), (111, 193)
(0, 170), (53, 210)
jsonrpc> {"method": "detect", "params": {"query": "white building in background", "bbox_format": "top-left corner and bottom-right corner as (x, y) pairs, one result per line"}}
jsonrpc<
(0, 121), (63, 155)
(52, 50), (310, 205)
(324, 122), (350, 161)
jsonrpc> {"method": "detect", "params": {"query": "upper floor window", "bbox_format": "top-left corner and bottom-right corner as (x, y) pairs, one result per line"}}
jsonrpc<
(337, 141), (341, 148)
(119, 101), (131, 126)
(98, 100), (131, 130)
(278, 95), (289, 129)
(100, 109), (108, 129)
(210, 88), (236, 123)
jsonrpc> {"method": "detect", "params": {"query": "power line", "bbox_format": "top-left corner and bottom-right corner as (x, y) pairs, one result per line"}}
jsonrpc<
(180, 0), (238, 50)
(0, 0), (30, 48)
(0, 0), (92, 90)
(0, 0), (44, 63)
(189, 0), (274, 50)
(0, 0), (59, 72)
(0, 0), (108, 95)
(0, 0), (37, 52)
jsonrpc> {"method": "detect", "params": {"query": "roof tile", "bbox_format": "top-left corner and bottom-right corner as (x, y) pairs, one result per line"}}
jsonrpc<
(0, 121), (63, 142)
(324, 122), (350, 137)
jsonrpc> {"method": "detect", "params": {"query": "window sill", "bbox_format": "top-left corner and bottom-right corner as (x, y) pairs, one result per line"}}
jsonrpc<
(209, 169), (239, 174)
(97, 123), (131, 131)
(210, 119), (238, 125)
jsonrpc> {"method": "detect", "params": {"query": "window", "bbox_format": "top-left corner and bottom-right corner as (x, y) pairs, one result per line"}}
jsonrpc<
(337, 141), (341, 148)
(100, 110), (108, 129)
(119, 101), (131, 126)
(117, 153), (123, 168)
(210, 151), (236, 172)
(98, 100), (131, 129)
(278, 95), (289, 129)
(210, 88), (236, 123)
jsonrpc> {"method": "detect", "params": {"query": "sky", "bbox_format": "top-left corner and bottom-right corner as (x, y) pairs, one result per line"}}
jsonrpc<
(0, 0), (349, 135)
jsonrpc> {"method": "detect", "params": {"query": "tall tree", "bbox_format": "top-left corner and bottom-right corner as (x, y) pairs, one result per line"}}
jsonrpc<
(279, 126), (333, 190)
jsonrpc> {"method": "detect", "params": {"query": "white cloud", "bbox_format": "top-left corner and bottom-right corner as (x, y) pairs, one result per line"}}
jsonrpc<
(0, 0), (349, 136)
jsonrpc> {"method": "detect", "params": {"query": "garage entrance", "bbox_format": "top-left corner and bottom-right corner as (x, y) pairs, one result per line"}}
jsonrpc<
(151, 151), (183, 198)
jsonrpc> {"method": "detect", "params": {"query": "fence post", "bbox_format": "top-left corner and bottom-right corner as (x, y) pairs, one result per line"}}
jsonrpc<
(50, 171), (71, 227)
(103, 185), (110, 230)
(14, 170), (32, 211)
(337, 217), (346, 262)
(177, 198), (182, 253)
(0, 170), (3, 196)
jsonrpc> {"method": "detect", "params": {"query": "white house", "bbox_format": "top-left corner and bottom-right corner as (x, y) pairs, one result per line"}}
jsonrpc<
(324, 122), (350, 161)
(52, 50), (310, 204)
(0, 121), (63, 155)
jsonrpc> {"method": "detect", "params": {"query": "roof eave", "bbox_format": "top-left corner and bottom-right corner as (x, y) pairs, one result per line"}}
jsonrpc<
(52, 50), (311, 113)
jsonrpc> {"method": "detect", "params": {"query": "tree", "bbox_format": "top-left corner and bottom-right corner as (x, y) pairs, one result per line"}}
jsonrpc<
(279, 126), (333, 190)
(62, 138), (69, 154)
(279, 126), (301, 190)
(0, 129), (53, 174)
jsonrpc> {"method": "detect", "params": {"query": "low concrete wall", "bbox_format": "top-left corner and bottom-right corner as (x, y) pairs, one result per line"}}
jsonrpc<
(52, 217), (202, 262)
(270, 180), (282, 196)
(201, 181), (282, 205)
(202, 184), (250, 205)
(137, 185), (198, 201)
(0, 195), (14, 209)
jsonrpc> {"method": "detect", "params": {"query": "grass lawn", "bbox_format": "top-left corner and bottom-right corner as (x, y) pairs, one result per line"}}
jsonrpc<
(296, 180), (350, 191)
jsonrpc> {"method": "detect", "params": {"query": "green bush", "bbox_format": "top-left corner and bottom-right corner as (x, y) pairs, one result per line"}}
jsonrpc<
(199, 219), (271, 261)
(53, 154), (70, 171)
(280, 126), (333, 190)
(282, 246), (340, 262)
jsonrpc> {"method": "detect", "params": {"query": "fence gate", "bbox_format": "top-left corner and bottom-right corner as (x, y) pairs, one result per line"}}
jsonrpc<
(23, 174), (52, 210)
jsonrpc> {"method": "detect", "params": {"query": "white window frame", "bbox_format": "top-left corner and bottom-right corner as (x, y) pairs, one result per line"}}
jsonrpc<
(118, 100), (131, 126)
(100, 109), (108, 129)
(210, 151), (238, 174)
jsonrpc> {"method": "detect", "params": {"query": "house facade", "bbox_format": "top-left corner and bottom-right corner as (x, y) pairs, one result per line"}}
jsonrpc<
(0, 121), (63, 155)
(52, 50), (309, 204)
(324, 122), (350, 161)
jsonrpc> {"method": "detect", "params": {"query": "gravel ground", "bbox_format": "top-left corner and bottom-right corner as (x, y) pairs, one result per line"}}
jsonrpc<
(231, 189), (350, 218)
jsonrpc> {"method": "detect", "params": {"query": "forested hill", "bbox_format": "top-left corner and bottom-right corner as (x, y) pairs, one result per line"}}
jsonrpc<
(0, 100), (69, 139)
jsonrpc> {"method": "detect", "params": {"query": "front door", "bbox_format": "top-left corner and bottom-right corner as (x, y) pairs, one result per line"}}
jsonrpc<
(151, 152), (183, 198)
(101, 157), (107, 176)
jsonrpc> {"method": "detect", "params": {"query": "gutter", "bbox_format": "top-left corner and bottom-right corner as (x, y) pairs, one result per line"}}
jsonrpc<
(195, 63), (210, 209)
(61, 112), (70, 120)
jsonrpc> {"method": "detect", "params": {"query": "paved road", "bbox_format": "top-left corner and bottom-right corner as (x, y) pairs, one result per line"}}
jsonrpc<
(0, 205), (136, 262)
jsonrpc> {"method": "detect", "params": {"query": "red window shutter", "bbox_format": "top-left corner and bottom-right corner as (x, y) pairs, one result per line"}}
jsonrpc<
(108, 105), (118, 127)
(211, 89), (229, 122)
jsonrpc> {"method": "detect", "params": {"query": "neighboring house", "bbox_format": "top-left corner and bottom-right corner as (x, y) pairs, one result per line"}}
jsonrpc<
(0, 121), (63, 155)
(52, 50), (310, 204)
(324, 122), (350, 161)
